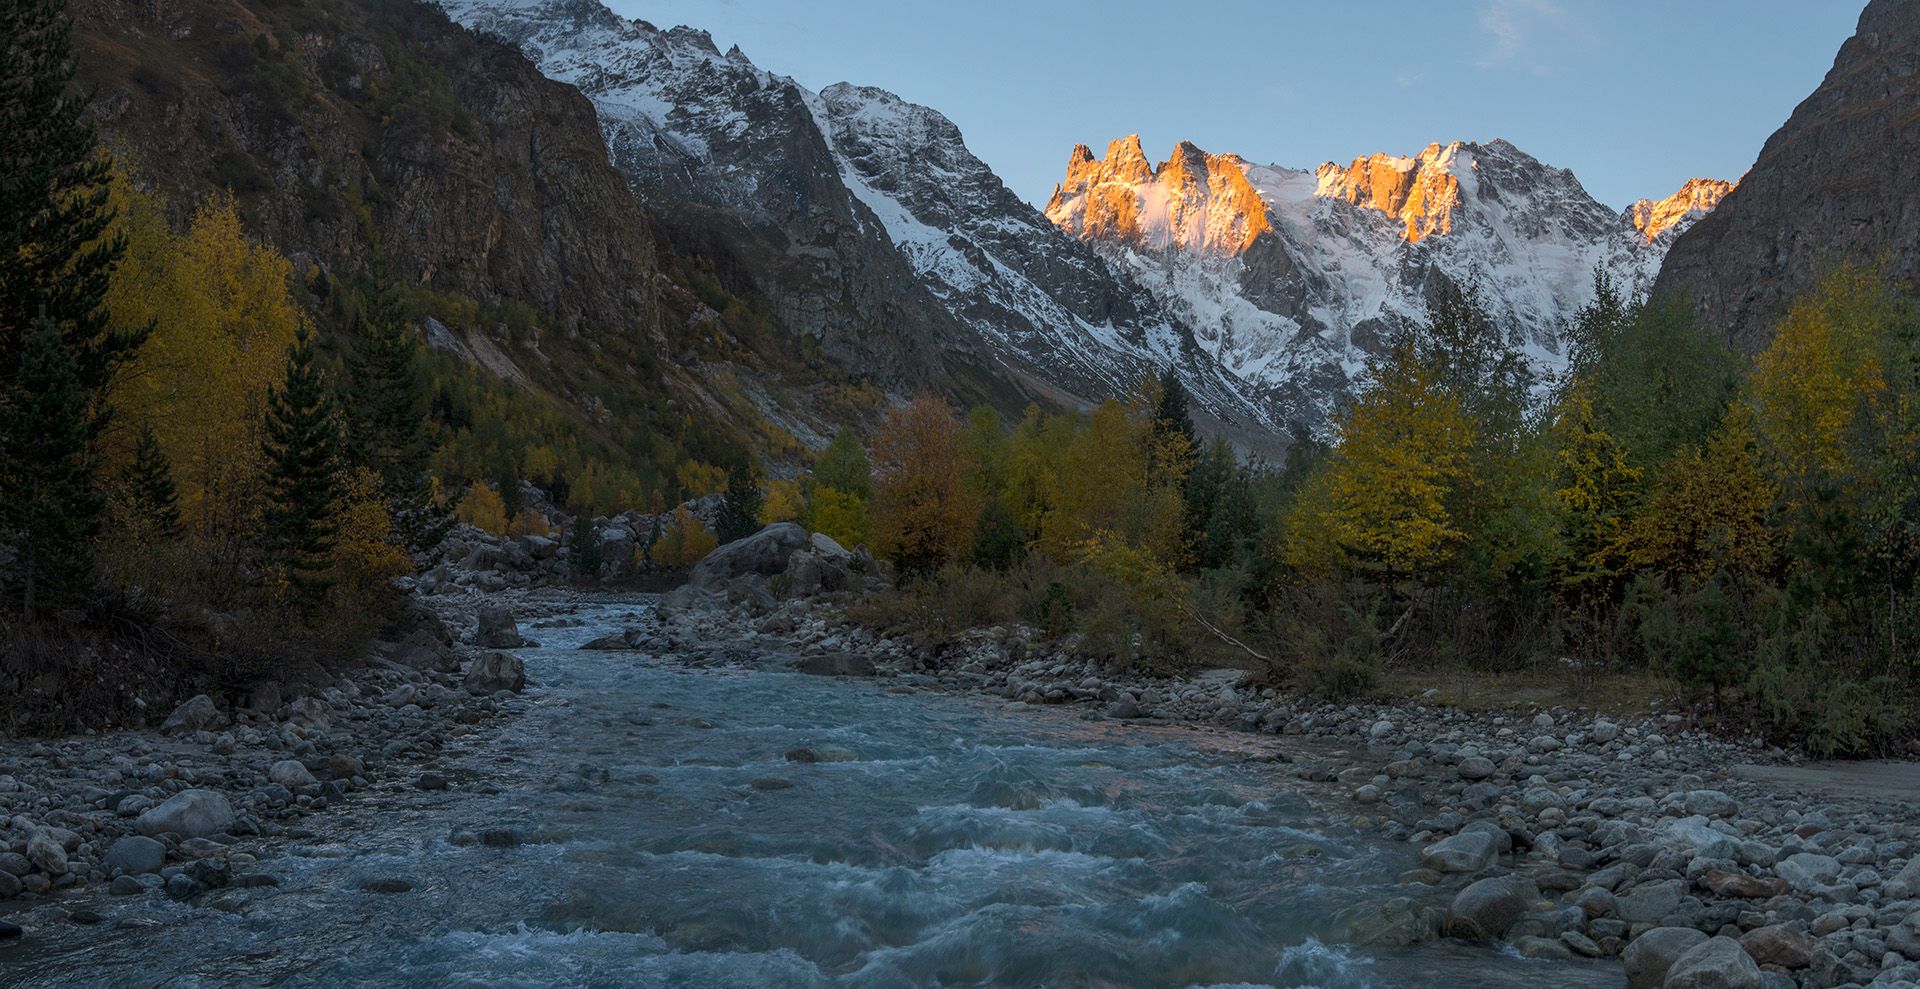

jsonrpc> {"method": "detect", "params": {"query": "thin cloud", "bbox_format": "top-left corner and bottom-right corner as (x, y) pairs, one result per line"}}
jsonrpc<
(1475, 0), (1591, 75)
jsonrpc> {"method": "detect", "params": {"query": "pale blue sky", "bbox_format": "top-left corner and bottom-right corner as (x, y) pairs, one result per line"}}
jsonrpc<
(610, 1), (1863, 211)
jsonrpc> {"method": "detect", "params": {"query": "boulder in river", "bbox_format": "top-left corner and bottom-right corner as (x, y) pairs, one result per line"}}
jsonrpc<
(25, 830), (67, 876)
(1420, 829), (1501, 874)
(464, 651), (526, 695)
(135, 789), (234, 839)
(477, 605), (526, 648)
(104, 836), (167, 875)
(688, 522), (808, 591)
(1625, 927), (1711, 989)
(789, 651), (876, 677)
(1445, 875), (1535, 941)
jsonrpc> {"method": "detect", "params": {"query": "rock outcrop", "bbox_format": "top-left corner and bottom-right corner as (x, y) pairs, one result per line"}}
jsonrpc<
(1654, 0), (1920, 351)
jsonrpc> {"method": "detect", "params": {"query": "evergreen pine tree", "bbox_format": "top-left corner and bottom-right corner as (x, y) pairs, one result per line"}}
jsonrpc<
(0, 0), (147, 401)
(0, 316), (102, 621)
(569, 513), (602, 581)
(1151, 368), (1197, 453)
(343, 277), (448, 557)
(497, 464), (523, 522)
(259, 323), (343, 606)
(121, 422), (181, 542)
(716, 457), (763, 544)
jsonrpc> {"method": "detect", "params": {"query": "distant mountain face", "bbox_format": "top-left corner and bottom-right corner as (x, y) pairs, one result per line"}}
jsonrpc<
(1655, 0), (1920, 352)
(1046, 137), (1729, 427)
(439, 0), (1731, 443)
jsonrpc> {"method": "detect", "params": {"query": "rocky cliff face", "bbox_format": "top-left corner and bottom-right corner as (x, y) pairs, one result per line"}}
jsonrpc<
(1654, 0), (1920, 350)
(73, 0), (661, 341)
(1046, 136), (1725, 429)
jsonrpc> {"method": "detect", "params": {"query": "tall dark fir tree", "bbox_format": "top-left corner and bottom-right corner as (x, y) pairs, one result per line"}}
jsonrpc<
(260, 324), (344, 606)
(0, 0), (146, 618)
(715, 456), (763, 544)
(0, 0), (146, 399)
(344, 276), (449, 557)
(0, 317), (102, 621)
(121, 422), (182, 542)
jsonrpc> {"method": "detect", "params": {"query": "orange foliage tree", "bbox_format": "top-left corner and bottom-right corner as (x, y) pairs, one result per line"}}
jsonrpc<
(871, 396), (981, 573)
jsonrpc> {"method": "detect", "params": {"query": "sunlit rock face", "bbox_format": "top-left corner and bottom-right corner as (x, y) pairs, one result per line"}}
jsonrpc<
(1047, 135), (1730, 432)
(1630, 178), (1737, 244)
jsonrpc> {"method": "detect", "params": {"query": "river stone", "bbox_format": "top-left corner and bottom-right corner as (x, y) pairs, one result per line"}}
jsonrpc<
(104, 836), (166, 875)
(1456, 756), (1496, 780)
(476, 605), (525, 648)
(0, 920), (19, 939)
(0, 871), (19, 898)
(108, 875), (142, 896)
(1775, 853), (1842, 891)
(361, 877), (413, 894)
(687, 522), (808, 591)
(1625, 928), (1711, 989)
(160, 694), (224, 734)
(1739, 924), (1815, 969)
(464, 651), (525, 695)
(1421, 829), (1501, 873)
(1663, 936), (1762, 989)
(386, 629), (458, 673)
(1886, 856), (1920, 899)
(1683, 790), (1739, 818)
(1618, 881), (1683, 923)
(1446, 875), (1536, 941)
(789, 652), (875, 678)
(135, 789), (234, 839)
(0, 852), (29, 876)
(269, 759), (317, 788)
(25, 831), (66, 876)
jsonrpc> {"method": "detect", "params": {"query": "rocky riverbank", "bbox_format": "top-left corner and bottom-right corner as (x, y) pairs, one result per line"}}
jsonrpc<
(0, 590), (555, 941)
(608, 522), (1920, 989)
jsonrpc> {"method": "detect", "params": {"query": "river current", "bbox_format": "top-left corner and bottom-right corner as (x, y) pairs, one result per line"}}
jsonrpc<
(1, 601), (1620, 988)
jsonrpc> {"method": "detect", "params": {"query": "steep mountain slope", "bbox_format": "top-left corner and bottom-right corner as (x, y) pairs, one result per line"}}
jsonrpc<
(1047, 137), (1728, 426)
(71, 0), (900, 488)
(1654, 0), (1920, 351)
(434, 0), (1309, 441)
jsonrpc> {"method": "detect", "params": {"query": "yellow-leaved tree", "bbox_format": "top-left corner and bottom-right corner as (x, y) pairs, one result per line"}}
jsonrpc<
(456, 481), (508, 535)
(759, 479), (806, 525)
(871, 396), (981, 573)
(107, 184), (302, 543)
(650, 505), (717, 568)
(1751, 262), (1895, 486)
(1613, 403), (1777, 580)
(1323, 341), (1477, 575)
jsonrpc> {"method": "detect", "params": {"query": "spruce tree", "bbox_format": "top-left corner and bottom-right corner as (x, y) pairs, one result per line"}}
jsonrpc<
(343, 278), (448, 557)
(1151, 368), (1197, 454)
(569, 513), (601, 581)
(0, 316), (101, 621)
(121, 422), (181, 542)
(0, 0), (146, 401)
(259, 324), (343, 606)
(715, 457), (763, 544)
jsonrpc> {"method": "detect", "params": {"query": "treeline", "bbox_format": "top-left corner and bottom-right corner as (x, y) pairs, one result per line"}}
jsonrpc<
(833, 271), (1920, 756)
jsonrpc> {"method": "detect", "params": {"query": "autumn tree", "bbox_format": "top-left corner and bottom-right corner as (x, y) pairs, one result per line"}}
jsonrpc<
(651, 505), (717, 568)
(1613, 403), (1776, 581)
(1323, 336), (1476, 575)
(1550, 384), (1642, 595)
(814, 427), (872, 499)
(871, 396), (980, 573)
(455, 481), (507, 536)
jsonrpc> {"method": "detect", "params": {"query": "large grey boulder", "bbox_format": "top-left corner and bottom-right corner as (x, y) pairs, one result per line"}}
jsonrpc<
(1421, 829), (1501, 874)
(476, 605), (525, 649)
(383, 629), (459, 673)
(25, 830), (66, 876)
(1775, 853), (1842, 891)
(103, 836), (166, 875)
(464, 651), (525, 695)
(1446, 875), (1535, 941)
(1738, 924), (1815, 970)
(687, 522), (808, 591)
(269, 759), (317, 788)
(1884, 856), (1920, 899)
(135, 789), (234, 839)
(1662, 936), (1762, 989)
(1625, 928), (1711, 989)
(160, 694), (224, 735)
